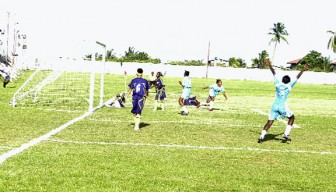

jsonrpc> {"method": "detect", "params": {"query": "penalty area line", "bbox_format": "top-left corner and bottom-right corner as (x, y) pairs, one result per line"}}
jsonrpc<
(47, 139), (332, 155)
(251, 108), (300, 128)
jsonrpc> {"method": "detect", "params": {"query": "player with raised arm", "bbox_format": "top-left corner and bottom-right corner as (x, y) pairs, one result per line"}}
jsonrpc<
(258, 59), (309, 143)
(178, 70), (191, 115)
(201, 79), (228, 111)
(153, 72), (166, 111)
(127, 68), (150, 131)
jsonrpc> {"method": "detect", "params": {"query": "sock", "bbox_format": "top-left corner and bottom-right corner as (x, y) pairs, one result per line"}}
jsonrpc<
(209, 101), (214, 109)
(260, 130), (267, 139)
(284, 125), (292, 136)
(134, 115), (141, 130)
(154, 100), (158, 111)
(182, 106), (188, 113)
(161, 102), (165, 110)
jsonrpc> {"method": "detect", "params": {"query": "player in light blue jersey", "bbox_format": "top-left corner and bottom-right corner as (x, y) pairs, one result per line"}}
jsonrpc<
(258, 60), (309, 143)
(178, 70), (191, 115)
(201, 79), (228, 111)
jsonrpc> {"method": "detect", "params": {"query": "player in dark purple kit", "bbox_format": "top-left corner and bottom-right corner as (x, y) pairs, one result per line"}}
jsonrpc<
(127, 68), (150, 131)
(153, 72), (166, 111)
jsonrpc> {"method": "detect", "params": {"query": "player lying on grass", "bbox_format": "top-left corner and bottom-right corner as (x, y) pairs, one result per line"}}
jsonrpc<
(127, 68), (150, 131)
(152, 72), (166, 111)
(184, 96), (200, 107)
(201, 79), (228, 111)
(105, 93), (126, 108)
(258, 59), (309, 143)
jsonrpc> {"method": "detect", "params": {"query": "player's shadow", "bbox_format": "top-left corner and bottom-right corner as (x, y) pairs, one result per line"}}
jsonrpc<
(212, 108), (222, 111)
(129, 122), (151, 129)
(263, 133), (283, 142)
(251, 131), (284, 143)
(139, 122), (150, 128)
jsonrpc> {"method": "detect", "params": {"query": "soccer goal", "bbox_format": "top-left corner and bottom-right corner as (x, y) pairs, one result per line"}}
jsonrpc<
(10, 41), (107, 113)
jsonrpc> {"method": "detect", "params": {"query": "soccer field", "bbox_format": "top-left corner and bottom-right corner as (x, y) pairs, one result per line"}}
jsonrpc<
(1, 71), (336, 191)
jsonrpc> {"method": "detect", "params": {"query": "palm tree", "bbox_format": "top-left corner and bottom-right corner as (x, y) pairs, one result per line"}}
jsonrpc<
(268, 22), (289, 62)
(327, 30), (336, 53)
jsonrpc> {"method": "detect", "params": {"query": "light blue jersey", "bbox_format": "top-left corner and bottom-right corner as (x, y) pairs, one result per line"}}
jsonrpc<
(269, 76), (297, 120)
(181, 76), (191, 99)
(209, 83), (224, 97)
(182, 77), (191, 88)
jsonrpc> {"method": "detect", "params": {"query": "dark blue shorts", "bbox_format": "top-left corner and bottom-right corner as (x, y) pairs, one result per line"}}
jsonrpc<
(131, 95), (146, 115)
(155, 88), (166, 100)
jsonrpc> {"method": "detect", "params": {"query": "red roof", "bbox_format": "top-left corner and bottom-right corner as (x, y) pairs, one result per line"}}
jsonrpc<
(331, 61), (336, 65)
(287, 59), (302, 65)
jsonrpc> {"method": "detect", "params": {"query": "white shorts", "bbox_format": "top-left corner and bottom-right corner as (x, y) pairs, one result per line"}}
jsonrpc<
(181, 88), (191, 99)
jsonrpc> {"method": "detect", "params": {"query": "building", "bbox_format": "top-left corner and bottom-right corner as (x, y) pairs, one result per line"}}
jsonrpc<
(208, 57), (229, 67)
(286, 58), (302, 69)
(331, 61), (336, 72)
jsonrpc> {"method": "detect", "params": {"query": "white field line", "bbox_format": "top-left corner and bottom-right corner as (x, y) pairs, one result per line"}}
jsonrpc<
(87, 118), (283, 128)
(47, 139), (332, 155)
(0, 105), (103, 164)
(251, 108), (300, 128)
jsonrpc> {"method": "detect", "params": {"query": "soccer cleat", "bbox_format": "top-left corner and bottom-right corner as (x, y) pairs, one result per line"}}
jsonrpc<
(134, 127), (140, 131)
(258, 138), (264, 143)
(181, 111), (189, 115)
(283, 134), (291, 141)
(209, 108), (214, 112)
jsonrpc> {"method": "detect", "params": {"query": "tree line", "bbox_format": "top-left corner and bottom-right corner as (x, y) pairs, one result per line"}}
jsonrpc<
(85, 47), (161, 64)
(84, 22), (336, 72)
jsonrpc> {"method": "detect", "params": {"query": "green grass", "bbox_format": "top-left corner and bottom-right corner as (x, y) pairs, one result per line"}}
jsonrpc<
(0, 71), (335, 191)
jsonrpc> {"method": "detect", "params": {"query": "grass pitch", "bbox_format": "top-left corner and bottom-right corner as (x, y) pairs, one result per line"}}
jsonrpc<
(0, 71), (335, 191)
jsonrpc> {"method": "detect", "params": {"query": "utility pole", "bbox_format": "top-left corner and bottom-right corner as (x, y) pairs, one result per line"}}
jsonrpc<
(6, 11), (10, 65)
(206, 41), (210, 78)
(13, 25), (17, 66)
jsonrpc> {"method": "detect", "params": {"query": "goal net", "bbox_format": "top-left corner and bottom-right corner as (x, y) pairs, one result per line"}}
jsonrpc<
(11, 41), (107, 113)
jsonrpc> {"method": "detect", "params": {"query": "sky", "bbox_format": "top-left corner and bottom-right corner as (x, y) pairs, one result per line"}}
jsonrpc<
(0, 0), (335, 66)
